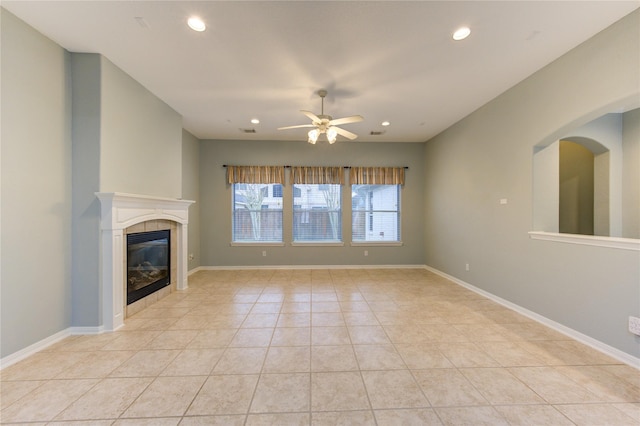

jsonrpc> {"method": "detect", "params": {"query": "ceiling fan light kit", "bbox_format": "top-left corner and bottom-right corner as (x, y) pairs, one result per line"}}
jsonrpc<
(279, 89), (363, 145)
(307, 128), (319, 144)
(326, 127), (338, 144)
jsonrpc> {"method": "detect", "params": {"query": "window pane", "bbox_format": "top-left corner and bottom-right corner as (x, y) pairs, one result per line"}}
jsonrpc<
(293, 184), (341, 241)
(352, 184), (400, 242)
(233, 183), (283, 242)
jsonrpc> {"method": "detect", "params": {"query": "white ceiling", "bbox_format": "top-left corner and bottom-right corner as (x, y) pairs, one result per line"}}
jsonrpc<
(4, 1), (638, 143)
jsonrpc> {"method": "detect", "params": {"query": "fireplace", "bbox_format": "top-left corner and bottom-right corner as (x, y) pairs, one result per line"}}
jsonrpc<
(127, 229), (170, 305)
(96, 192), (194, 331)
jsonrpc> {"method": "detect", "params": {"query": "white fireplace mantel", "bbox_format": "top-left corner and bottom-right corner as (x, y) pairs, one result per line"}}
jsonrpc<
(96, 192), (194, 331)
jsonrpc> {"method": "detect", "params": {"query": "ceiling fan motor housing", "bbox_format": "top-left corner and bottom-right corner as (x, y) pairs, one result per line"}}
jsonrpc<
(316, 115), (332, 131)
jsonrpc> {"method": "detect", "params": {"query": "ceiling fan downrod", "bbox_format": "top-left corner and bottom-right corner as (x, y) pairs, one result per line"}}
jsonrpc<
(318, 89), (328, 119)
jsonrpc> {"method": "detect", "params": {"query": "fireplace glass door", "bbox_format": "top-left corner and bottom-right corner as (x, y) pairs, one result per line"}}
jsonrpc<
(126, 229), (170, 304)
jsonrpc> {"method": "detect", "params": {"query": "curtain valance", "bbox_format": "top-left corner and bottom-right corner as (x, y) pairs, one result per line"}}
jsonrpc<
(225, 165), (404, 185)
(291, 166), (345, 185)
(349, 167), (405, 185)
(226, 165), (285, 184)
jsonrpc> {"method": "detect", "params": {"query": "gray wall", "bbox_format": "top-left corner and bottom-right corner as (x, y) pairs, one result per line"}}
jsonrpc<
(70, 53), (102, 327)
(100, 58), (183, 198)
(199, 140), (425, 267)
(182, 129), (201, 271)
(1, 9), (72, 357)
(423, 10), (639, 358)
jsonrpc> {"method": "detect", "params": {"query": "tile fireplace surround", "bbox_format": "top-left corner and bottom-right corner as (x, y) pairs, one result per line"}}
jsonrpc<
(96, 192), (194, 331)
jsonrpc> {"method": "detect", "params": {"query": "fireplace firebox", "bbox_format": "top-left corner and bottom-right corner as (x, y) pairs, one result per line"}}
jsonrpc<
(126, 230), (170, 305)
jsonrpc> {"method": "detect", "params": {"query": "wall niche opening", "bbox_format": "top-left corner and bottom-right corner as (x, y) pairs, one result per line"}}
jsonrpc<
(533, 108), (640, 240)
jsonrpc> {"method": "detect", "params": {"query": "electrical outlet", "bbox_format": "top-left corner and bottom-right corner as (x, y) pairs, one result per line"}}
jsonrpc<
(465, 263), (470, 271)
(364, 250), (368, 256)
(262, 250), (267, 257)
(629, 316), (640, 336)
(188, 253), (194, 261)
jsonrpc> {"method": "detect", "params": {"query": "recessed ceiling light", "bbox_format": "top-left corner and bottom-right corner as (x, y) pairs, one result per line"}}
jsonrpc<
(187, 17), (206, 32)
(250, 118), (260, 124)
(453, 27), (471, 41)
(381, 121), (390, 126)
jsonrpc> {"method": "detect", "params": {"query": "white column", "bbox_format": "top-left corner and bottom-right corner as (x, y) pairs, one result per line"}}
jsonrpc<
(101, 228), (124, 331)
(178, 224), (189, 290)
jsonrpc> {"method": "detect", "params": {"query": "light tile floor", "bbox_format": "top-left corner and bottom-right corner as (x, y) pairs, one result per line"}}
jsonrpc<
(1, 268), (639, 425)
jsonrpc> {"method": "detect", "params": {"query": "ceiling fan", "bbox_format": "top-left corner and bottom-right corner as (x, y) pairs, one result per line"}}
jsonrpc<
(278, 89), (364, 144)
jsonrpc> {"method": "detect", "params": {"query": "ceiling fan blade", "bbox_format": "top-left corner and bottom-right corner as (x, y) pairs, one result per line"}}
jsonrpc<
(333, 126), (358, 140)
(329, 115), (364, 126)
(301, 110), (322, 123)
(278, 124), (315, 130)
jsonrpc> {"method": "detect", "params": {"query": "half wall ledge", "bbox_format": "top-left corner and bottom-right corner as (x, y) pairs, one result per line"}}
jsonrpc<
(528, 231), (640, 251)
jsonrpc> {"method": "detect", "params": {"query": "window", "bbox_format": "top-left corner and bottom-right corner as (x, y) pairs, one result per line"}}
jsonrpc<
(272, 185), (283, 198)
(352, 184), (400, 242)
(293, 184), (341, 242)
(232, 183), (283, 242)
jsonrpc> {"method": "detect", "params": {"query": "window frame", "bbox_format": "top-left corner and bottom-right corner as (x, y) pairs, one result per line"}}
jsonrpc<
(291, 183), (343, 244)
(351, 183), (402, 245)
(231, 182), (284, 245)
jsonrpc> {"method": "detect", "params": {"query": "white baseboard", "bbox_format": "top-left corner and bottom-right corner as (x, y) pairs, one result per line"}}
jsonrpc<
(424, 265), (640, 370)
(0, 326), (106, 370)
(188, 266), (204, 275)
(195, 264), (426, 270)
(1, 329), (70, 370)
(69, 326), (105, 335)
